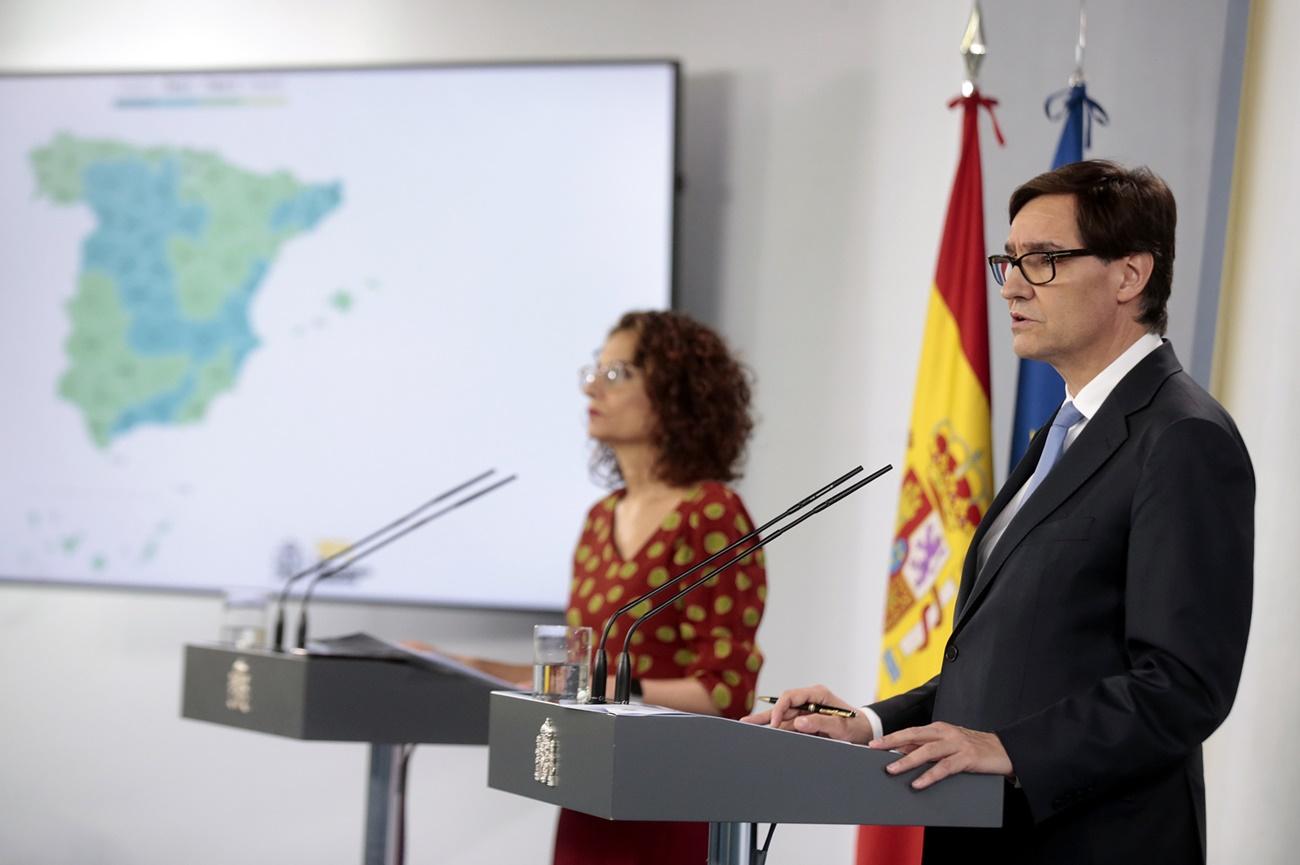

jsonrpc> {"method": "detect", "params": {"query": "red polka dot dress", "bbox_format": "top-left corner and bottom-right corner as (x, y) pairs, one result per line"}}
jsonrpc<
(553, 481), (767, 865)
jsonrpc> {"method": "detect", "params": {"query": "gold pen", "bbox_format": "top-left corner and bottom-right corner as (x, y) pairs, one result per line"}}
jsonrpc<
(757, 696), (857, 719)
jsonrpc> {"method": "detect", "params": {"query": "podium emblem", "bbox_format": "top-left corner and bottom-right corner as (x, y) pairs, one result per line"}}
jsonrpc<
(225, 659), (252, 714)
(534, 718), (558, 787)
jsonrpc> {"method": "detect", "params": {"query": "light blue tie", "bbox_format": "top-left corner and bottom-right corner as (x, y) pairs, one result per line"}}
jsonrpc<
(1020, 401), (1085, 503)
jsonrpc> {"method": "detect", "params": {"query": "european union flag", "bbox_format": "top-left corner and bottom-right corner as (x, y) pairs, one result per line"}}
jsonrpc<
(1008, 82), (1109, 467)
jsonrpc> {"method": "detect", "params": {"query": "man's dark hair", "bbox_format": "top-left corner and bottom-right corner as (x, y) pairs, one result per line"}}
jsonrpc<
(1009, 160), (1176, 335)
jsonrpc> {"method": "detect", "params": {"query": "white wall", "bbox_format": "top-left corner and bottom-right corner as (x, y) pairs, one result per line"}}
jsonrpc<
(0, 2), (1250, 863)
(1203, 0), (1300, 861)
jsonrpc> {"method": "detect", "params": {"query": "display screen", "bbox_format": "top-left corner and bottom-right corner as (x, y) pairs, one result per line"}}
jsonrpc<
(0, 62), (677, 609)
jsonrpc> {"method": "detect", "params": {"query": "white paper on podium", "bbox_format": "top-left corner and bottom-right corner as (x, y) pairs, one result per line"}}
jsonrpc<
(309, 631), (517, 689)
(493, 690), (690, 716)
(568, 702), (690, 716)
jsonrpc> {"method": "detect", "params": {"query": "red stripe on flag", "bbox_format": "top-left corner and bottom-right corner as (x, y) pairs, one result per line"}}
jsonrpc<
(858, 90), (999, 865)
(857, 825), (924, 865)
(932, 92), (994, 399)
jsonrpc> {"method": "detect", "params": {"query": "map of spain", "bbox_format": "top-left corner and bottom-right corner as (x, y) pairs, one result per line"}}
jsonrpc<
(30, 133), (342, 447)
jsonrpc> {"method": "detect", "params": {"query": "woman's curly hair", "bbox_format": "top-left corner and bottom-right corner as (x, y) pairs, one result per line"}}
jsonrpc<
(592, 310), (754, 488)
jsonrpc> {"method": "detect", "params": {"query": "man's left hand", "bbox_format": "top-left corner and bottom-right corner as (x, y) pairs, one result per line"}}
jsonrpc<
(869, 722), (1014, 790)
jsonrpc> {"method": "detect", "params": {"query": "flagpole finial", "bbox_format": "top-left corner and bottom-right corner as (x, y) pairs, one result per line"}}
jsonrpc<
(960, 1), (987, 97)
(1069, 1), (1087, 86)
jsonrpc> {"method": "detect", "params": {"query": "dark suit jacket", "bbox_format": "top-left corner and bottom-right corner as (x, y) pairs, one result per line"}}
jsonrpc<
(871, 344), (1254, 865)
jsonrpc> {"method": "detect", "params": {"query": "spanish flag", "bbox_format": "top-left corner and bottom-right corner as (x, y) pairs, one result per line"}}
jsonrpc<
(857, 91), (998, 865)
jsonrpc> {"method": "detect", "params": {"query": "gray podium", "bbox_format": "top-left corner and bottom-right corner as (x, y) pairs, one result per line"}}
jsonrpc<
(488, 691), (1003, 864)
(181, 641), (505, 865)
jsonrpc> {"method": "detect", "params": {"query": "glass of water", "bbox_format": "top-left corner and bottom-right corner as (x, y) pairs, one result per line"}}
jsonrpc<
(532, 624), (592, 703)
(219, 587), (270, 650)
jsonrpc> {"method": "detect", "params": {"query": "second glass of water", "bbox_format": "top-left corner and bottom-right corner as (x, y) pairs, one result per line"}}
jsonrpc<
(532, 624), (592, 703)
(219, 587), (270, 650)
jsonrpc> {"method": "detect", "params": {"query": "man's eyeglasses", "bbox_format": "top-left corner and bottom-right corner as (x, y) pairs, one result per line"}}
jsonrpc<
(987, 249), (1095, 286)
(580, 361), (638, 390)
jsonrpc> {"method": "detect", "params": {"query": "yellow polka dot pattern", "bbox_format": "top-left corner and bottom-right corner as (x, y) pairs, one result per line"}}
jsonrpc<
(566, 482), (767, 720)
(674, 648), (699, 666)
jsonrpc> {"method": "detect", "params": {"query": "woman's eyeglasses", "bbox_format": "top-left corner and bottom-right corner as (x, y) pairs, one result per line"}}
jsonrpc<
(579, 361), (638, 390)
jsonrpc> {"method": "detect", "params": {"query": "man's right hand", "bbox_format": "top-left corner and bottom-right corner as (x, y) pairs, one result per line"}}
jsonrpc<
(740, 684), (874, 745)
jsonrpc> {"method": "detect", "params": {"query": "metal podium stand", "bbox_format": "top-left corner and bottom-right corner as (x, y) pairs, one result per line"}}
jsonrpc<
(181, 643), (503, 865)
(487, 691), (1003, 864)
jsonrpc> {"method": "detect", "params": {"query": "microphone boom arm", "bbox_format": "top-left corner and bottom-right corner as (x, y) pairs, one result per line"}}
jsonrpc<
(613, 463), (893, 703)
(588, 465), (866, 703)
(293, 473), (519, 650)
(271, 468), (496, 651)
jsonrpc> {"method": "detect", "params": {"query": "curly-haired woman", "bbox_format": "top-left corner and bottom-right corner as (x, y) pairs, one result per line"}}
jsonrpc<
(416, 310), (766, 864)
(554, 309), (767, 864)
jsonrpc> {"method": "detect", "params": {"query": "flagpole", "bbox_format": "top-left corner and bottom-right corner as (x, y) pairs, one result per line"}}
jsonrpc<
(1070, 0), (1087, 86)
(1008, 2), (1108, 467)
(856, 6), (997, 865)
(959, 1), (986, 97)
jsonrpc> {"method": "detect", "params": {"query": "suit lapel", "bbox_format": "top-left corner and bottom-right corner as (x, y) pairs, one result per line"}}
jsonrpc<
(952, 344), (1183, 634)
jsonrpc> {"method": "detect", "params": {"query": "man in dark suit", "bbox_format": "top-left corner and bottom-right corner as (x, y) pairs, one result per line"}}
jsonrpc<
(745, 160), (1254, 864)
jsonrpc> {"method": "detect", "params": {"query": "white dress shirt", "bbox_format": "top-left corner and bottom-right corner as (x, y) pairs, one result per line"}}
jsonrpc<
(861, 332), (1165, 741)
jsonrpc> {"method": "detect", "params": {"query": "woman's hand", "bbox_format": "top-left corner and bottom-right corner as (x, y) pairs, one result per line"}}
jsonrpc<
(401, 641), (531, 687)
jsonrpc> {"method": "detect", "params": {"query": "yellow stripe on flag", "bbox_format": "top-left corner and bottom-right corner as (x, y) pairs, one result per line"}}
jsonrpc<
(878, 284), (993, 699)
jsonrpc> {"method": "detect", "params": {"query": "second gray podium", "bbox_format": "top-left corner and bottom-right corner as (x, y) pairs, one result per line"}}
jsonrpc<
(488, 691), (1002, 864)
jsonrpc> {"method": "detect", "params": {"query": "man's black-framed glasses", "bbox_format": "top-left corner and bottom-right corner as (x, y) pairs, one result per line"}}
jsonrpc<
(987, 249), (1095, 286)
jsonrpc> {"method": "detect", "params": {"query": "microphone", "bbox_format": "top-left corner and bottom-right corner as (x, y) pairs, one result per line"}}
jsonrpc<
(613, 463), (892, 703)
(293, 473), (519, 650)
(271, 469), (497, 651)
(588, 465), (867, 704)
